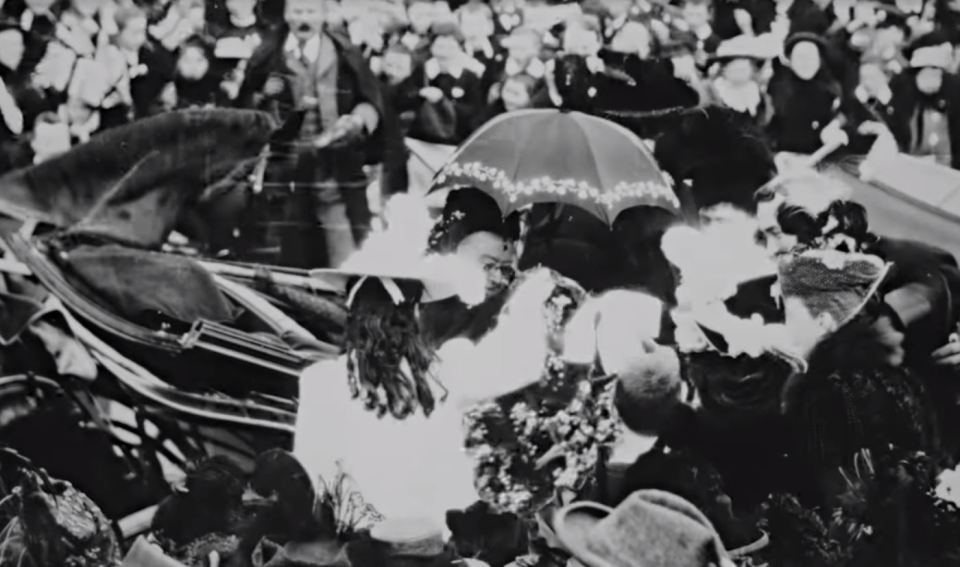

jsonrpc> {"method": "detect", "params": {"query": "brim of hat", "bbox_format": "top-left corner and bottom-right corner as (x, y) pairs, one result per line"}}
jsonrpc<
(309, 264), (459, 302)
(709, 53), (768, 65)
(553, 501), (614, 564)
(836, 261), (892, 328)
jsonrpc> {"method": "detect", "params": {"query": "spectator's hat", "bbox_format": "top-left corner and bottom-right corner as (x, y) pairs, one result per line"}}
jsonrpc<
(554, 490), (737, 567)
(906, 31), (953, 70)
(783, 31), (830, 57)
(710, 35), (774, 66)
(0, 17), (19, 33)
(427, 19), (465, 43)
(214, 36), (255, 61)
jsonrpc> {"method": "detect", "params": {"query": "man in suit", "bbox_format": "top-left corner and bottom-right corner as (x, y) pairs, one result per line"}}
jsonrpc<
(238, 0), (402, 268)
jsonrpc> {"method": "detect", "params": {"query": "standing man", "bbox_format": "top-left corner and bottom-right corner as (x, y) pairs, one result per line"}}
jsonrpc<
(238, 0), (398, 268)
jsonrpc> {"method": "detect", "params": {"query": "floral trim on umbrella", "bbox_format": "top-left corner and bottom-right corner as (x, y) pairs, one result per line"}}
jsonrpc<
(436, 161), (680, 213)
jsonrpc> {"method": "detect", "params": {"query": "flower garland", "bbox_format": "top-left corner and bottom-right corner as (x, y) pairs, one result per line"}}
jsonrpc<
(461, 280), (622, 516)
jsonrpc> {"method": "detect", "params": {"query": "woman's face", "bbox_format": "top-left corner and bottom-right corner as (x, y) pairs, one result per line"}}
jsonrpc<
(563, 25), (601, 57)
(608, 23), (652, 58)
(682, 2), (710, 29)
(501, 78), (531, 110)
(117, 16), (148, 51)
(790, 41), (822, 80)
(408, 3), (436, 35)
(455, 231), (518, 297)
(383, 50), (412, 83)
(0, 30), (24, 72)
(461, 11), (493, 40)
(507, 34), (539, 64)
(722, 58), (755, 85)
(783, 297), (838, 357)
(226, 0), (257, 20)
(431, 35), (462, 63)
(177, 45), (209, 80)
(916, 67), (944, 94)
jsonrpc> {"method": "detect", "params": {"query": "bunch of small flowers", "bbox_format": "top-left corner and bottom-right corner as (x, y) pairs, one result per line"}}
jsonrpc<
(462, 277), (622, 516)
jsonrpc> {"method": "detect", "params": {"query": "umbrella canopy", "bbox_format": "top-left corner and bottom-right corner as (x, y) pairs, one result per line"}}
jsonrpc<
(430, 109), (680, 226)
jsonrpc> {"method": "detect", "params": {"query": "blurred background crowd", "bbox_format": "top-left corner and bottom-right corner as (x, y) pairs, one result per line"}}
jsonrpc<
(1, 0), (959, 172)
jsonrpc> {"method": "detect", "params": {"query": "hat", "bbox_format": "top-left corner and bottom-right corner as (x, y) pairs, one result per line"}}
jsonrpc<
(783, 32), (829, 58)
(310, 252), (487, 309)
(554, 490), (736, 567)
(778, 249), (890, 330)
(214, 36), (254, 60)
(370, 517), (446, 558)
(906, 32), (952, 69)
(711, 35), (772, 64)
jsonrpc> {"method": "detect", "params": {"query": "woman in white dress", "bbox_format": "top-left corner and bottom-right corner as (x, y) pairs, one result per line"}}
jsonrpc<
(292, 213), (564, 535)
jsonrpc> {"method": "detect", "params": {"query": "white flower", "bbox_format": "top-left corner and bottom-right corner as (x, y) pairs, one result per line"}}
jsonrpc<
(451, 86), (465, 99)
(935, 466), (960, 507)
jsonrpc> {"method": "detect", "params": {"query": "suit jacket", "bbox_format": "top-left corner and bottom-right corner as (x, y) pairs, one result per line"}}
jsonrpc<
(888, 72), (960, 169)
(238, 27), (400, 176)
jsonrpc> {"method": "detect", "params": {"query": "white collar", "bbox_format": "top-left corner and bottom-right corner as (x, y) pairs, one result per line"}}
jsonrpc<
(425, 58), (464, 80)
(285, 33), (321, 63)
(230, 13), (257, 29)
(854, 84), (892, 105)
(505, 57), (545, 79)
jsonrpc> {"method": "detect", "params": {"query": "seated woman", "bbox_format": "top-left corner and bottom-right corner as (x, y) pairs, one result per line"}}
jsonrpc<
(420, 186), (520, 346)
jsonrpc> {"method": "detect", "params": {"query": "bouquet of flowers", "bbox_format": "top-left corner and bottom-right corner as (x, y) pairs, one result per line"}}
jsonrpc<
(758, 449), (960, 567)
(462, 275), (622, 516)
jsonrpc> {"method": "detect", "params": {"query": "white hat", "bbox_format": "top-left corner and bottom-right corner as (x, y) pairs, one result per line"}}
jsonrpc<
(909, 43), (952, 70)
(215, 37), (254, 60)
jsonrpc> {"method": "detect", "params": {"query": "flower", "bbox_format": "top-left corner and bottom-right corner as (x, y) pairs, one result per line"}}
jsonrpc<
(461, 271), (622, 516)
(935, 466), (960, 507)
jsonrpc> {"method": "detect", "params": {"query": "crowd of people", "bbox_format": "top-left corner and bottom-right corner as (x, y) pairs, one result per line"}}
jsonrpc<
(2, 0), (960, 266)
(6, 0), (960, 566)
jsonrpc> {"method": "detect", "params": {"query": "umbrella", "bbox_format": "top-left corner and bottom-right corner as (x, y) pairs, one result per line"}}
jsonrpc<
(430, 109), (679, 226)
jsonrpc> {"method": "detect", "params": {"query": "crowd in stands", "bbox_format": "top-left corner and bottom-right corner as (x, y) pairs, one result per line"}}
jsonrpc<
(1, 0), (960, 175)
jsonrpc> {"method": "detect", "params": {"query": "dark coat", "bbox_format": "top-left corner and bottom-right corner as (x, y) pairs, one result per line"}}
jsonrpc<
(596, 51), (702, 113)
(868, 237), (960, 363)
(749, 0), (831, 36)
(766, 67), (844, 154)
(839, 87), (901, 155)
(886, 71), (960, 169)
(396, 61), (485, 145)
(238, 26), (406, 192)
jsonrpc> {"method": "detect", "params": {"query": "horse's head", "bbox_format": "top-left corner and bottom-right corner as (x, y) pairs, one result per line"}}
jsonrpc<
(0, 109), (278, 248)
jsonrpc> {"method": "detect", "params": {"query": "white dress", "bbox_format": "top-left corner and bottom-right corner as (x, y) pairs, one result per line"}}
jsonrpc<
(293, 356), (480, 532)
(293, 269), (559, 531)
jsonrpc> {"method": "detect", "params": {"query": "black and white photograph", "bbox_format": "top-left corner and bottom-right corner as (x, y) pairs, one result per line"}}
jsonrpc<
(2, 0), (960, 565)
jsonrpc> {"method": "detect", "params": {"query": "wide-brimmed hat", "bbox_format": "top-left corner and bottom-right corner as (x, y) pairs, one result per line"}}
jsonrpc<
(778, 249), (890, 331)
(710, 35), (775, 65)
(906, 31), (953, 70)
(554, 490), (737, 567)
(310, 252), (487, 309)
(783, 32), (830, 57)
